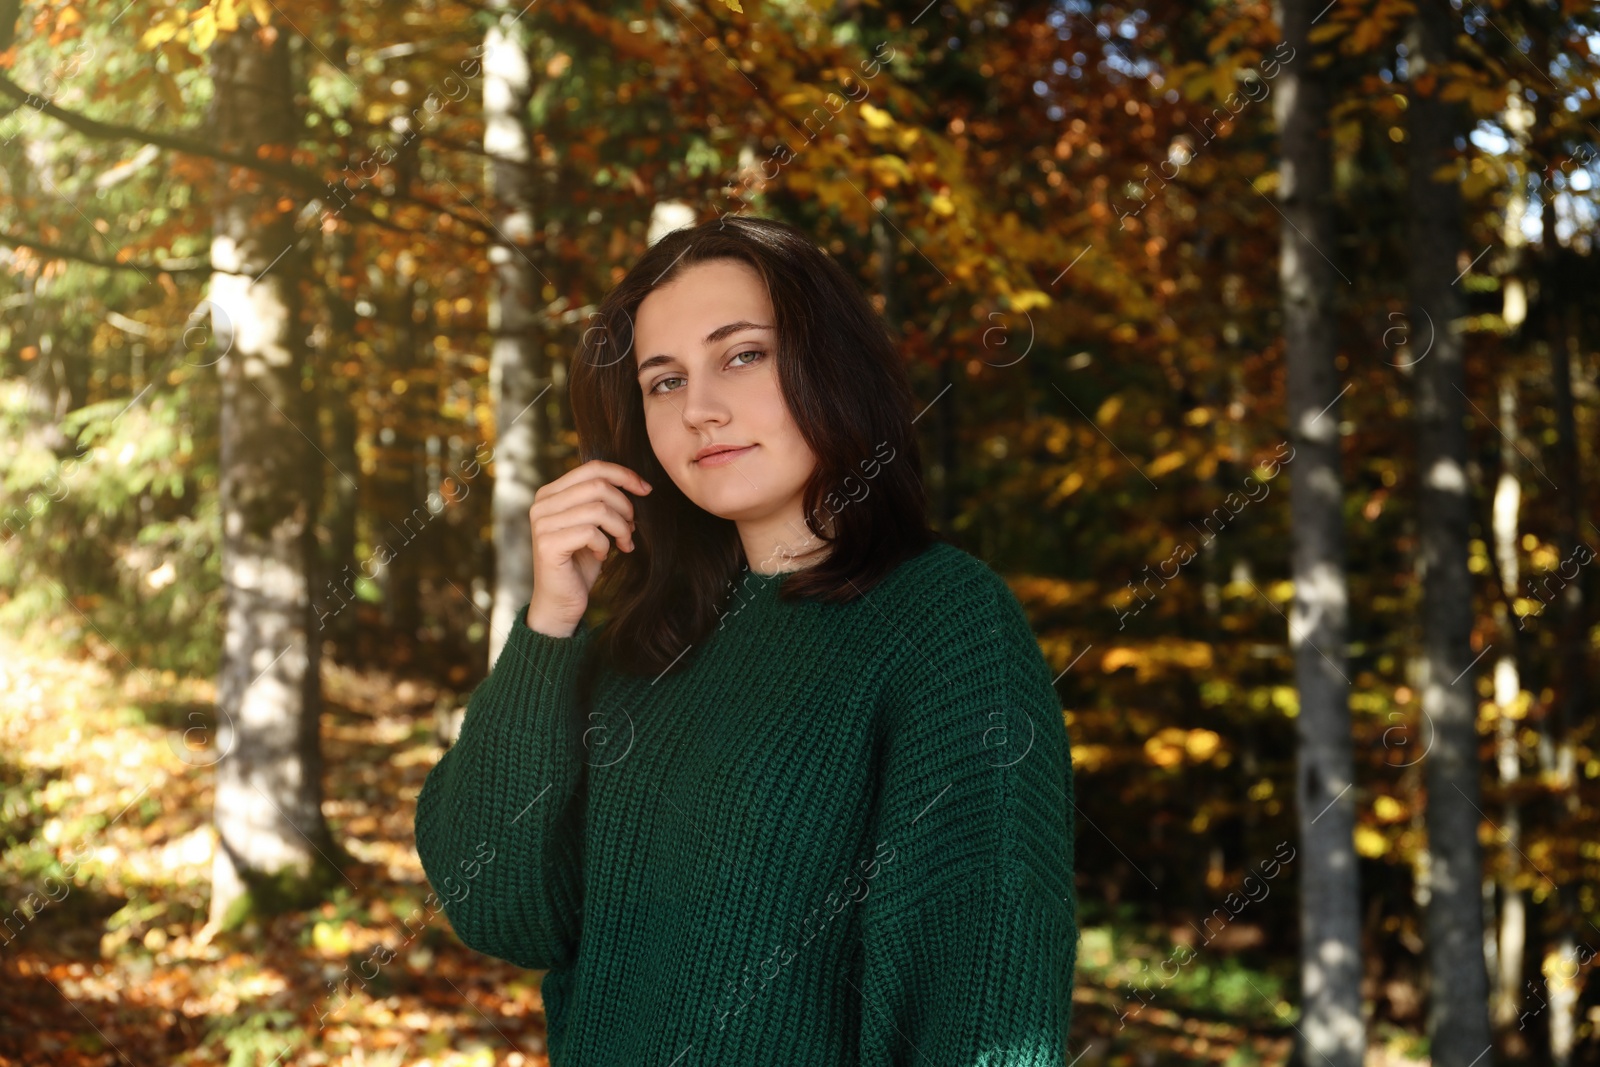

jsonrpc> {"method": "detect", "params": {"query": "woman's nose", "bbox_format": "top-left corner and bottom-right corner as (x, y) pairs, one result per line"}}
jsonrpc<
(674, 378), (730, 429)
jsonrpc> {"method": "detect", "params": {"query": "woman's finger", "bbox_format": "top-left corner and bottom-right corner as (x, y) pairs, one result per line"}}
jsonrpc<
(535, 459), (651, 504)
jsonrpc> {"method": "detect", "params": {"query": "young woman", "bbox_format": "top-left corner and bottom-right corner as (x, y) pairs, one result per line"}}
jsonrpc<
(415, 216), (1078, 1064)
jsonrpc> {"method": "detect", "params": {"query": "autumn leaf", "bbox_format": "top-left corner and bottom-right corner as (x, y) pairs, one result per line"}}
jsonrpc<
(868, 154), (913, 187)
(1355, 826), (1389, 858)
(191, 7), (216, 51)
(859, 103), (895, 129)
(140, 20), (181, 49)
(1006, 288), (1051, 312)
(1148, 450), (1188, 477)
(156, 72), (185, 113)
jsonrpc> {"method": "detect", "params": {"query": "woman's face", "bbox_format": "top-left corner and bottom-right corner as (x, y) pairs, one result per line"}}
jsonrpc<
(633, 257), (819, 553)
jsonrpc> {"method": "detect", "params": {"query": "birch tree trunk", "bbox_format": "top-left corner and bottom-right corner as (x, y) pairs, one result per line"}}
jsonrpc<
(484, 2), (545, 667)
(1273, 3), (1364, 1063)
(1488, 83), (1531, 1040)
(1490, 376), (1525, 1037)
(208, 15), (334, 926)
(1540, 182), (1585, 1067)
(1405, 4), (1493, 1062)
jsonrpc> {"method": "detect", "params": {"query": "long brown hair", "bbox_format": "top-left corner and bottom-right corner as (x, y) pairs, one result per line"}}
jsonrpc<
(568, 215), (938, 682)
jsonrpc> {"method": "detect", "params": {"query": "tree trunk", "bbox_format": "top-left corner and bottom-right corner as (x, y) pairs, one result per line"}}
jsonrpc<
(1540, 204), (1585, 1067)
(317, 224), (361, 654)
(936, 354), (955, 533)
(1272, 3), (1365, 1064)
(1489, 375), (1525, 1038)
(1405, 5), (1494, 1063)
(484, 1), (545, 667)
(1488, 86), (1531, 1041)
(6, 140), (71, 457)
(208, 15), (334, 927)
(381, 280), (425, 642)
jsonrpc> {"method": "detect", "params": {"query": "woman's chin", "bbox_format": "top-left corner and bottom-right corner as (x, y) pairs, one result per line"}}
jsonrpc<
(686, 492), (778, 523)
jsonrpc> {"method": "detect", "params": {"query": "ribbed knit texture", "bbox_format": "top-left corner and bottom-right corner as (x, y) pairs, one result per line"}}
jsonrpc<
(414, 540), (1078, 1064)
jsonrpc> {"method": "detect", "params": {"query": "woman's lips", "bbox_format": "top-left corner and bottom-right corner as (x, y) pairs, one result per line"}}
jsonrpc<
(694, 444), (757, 468)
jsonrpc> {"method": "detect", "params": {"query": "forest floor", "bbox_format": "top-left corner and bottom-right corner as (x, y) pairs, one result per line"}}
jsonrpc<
(0, 627), (1433, 1067)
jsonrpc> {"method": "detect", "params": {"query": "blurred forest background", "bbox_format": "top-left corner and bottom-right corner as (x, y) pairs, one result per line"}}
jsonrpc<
(1, 0), (1598, 1064)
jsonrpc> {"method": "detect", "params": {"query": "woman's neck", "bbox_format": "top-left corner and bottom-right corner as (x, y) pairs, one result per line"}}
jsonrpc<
(739, 511), (838, 572)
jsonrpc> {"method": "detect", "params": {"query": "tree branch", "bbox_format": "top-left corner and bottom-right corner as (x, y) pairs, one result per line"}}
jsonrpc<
(0, 74), (496, 241)
(0, 231), (210, 274)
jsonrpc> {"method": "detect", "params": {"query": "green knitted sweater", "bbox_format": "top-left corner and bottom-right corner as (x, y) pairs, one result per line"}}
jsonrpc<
(414, 540), (1078, 1064)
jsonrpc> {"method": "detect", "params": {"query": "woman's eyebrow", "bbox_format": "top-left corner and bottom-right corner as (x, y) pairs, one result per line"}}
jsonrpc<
(635, 321), (774, 376)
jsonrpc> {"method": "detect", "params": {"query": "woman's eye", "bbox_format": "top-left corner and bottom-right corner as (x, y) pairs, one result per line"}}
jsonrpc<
(647, 350), (764, 396)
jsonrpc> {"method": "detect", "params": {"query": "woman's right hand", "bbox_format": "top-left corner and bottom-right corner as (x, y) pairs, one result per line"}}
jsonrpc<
(525, 460), (652, 638)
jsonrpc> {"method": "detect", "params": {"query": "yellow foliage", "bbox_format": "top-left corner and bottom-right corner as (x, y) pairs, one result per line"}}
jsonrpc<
(140, 21), (181, 48)
(1148, 450), (1187, 477)
(1545, 949), (1582, 991)
(860, 103), (895, 130)
(1185, 728), (1221, 760)
(1373, 795), (1406, 822)
(1016, 579), (1094, 614)
(1143, 727), (1223, 770)
(1212, 67), (1234, 101)
(1101, 647), (1142, 673)
(1071, 744), (1112, 772)
(190, 7), (216, 51)
(312, 920), (355, 955)
(1096, 394), (1124, 425)
(868, 155), (914, 187)
(1101, 642), (1214, 682)
(1007, 288), (1051, 312)
(1046, 470), (1084, 506)
(1354, 825), (1388, 858)
(156, 73), (185, 113)
(1170, 643), (1215, 670)
(1144, 731), (1184, 770)
(1470, 87), (1507, 116)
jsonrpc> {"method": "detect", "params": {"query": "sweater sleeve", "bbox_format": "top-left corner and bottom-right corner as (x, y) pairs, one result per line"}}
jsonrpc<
(856, 571), (1078, 1065)
(413, 602), (595, 972)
